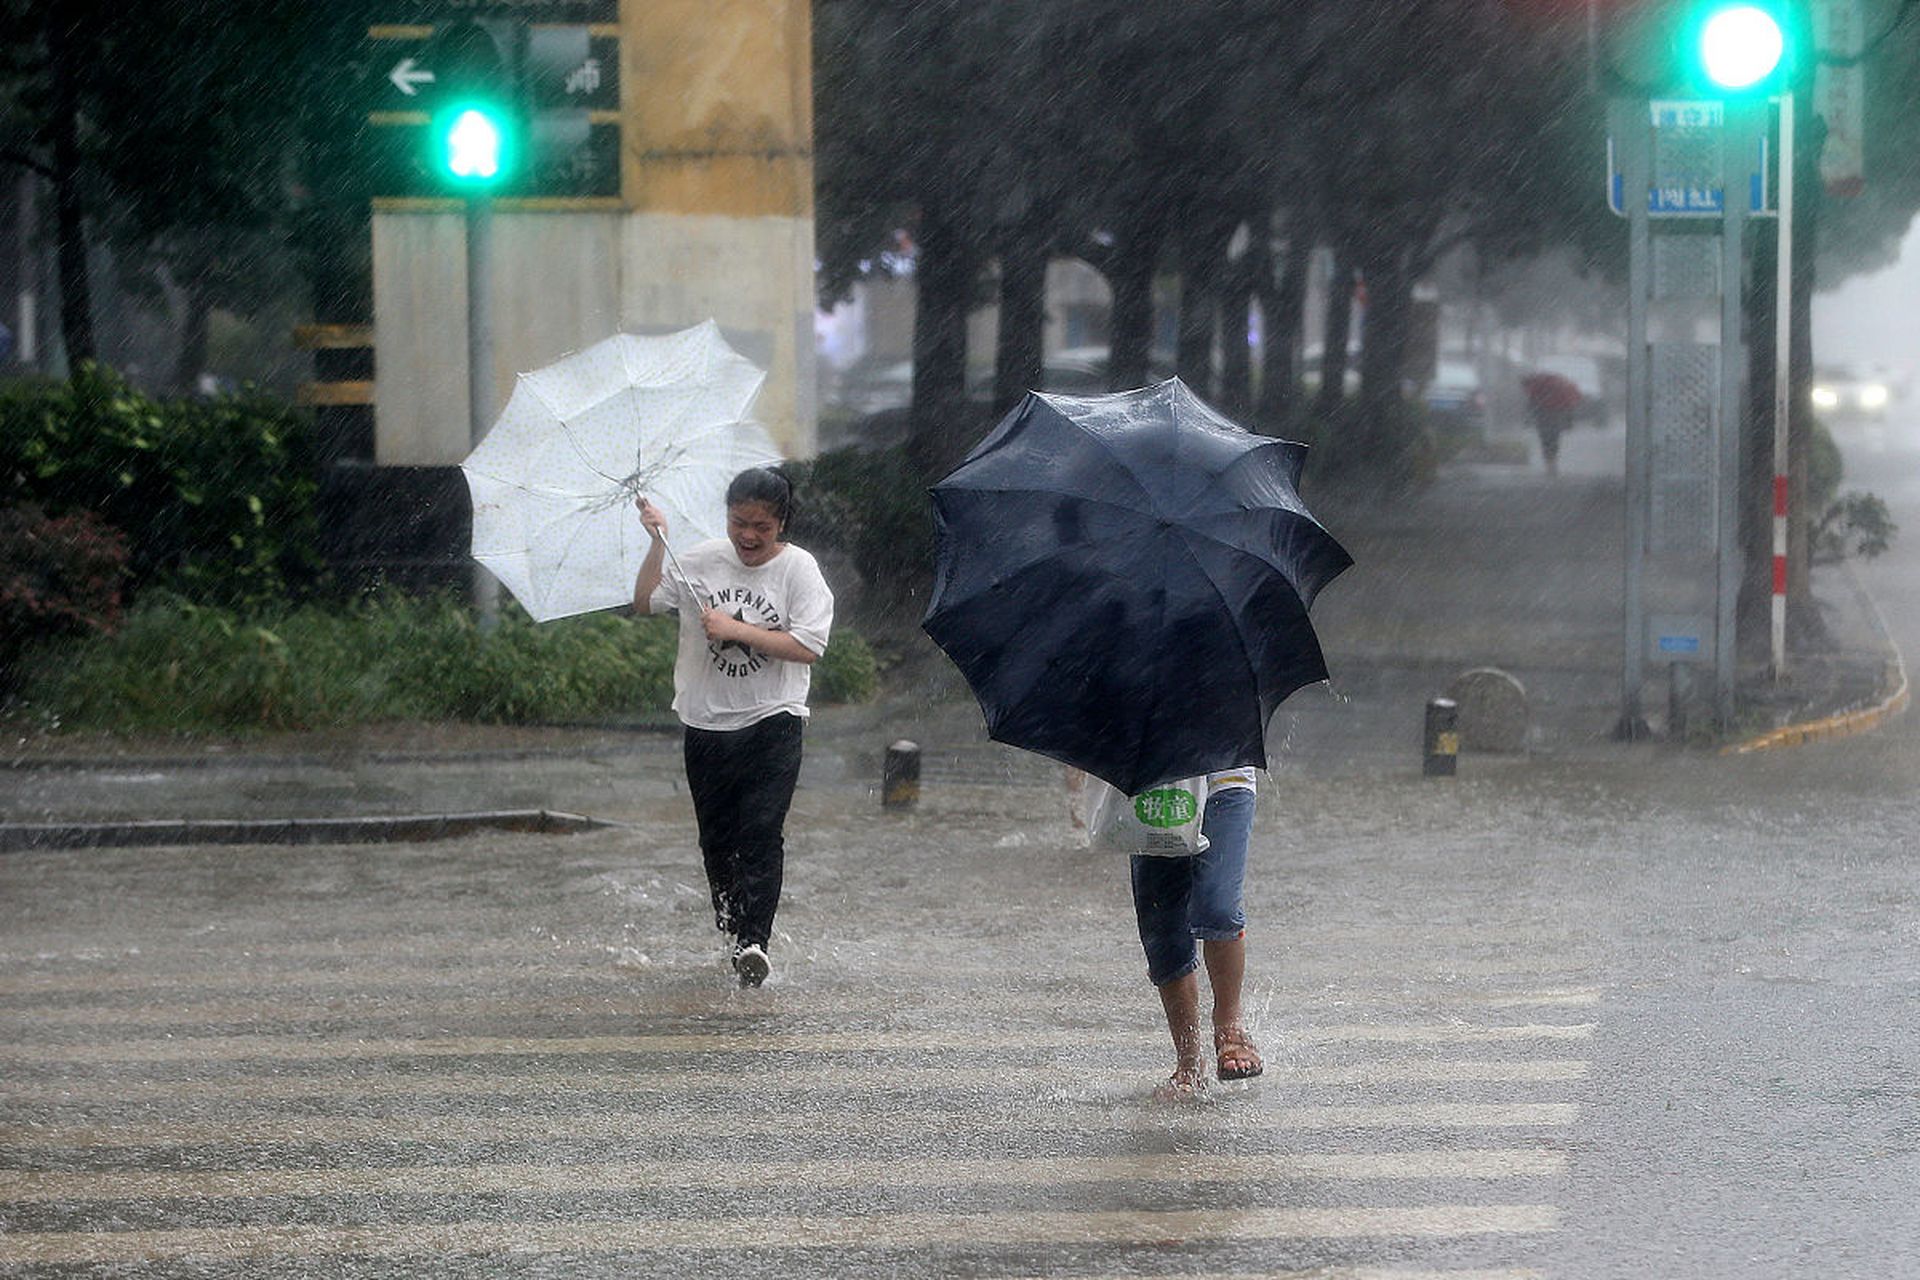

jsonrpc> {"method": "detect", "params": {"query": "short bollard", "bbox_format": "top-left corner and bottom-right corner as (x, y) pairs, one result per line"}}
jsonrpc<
(882, 739), (921, 809)
(1423, 697), (1459, 777)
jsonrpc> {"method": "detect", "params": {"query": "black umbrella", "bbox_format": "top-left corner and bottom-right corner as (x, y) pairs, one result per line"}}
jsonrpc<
(922, 378), (1353, 796)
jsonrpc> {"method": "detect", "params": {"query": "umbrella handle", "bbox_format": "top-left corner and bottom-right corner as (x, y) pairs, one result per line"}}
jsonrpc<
(660, 537), (709, 613)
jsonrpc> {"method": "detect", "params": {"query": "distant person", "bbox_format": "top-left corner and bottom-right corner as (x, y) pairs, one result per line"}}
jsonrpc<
(632, 467), (834, 987)
(1130, 767), (1264, 1099)
(1521, 371), (1583, 477)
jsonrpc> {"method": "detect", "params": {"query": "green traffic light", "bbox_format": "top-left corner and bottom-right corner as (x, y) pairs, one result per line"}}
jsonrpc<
(435, 103), (513, 188)
(1697, 4), (1785, 91)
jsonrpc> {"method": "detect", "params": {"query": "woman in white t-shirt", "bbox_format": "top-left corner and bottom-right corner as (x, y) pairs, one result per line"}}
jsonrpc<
(632, 467), (834, 988)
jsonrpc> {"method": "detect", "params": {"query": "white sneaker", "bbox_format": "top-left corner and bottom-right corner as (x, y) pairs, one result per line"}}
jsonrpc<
(733, 944), (770, 988)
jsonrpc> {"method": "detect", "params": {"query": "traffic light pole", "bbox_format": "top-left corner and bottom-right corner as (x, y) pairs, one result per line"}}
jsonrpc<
(467, 194), (499, 630)
(1770, 91), (1794, 680)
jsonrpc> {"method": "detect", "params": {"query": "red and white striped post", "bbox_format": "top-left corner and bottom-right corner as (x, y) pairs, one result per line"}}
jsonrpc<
(1771, 92), (1794, 681)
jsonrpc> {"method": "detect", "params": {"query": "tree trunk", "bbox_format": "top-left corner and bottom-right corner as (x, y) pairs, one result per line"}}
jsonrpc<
(1786, 94), (1822, 641)
(45, 10), (95, 369)
(1314, 250), (1355, 420)
(1175, 215), (1227, 400)
(1257, 229), (1312, 426)
(1356, 248), (1412, 422)
(1219, 236), (1253, 417)
(171, 283), (211, 396)
(1107, 203), (1165, 391)
(991, 226), (1046, 415)
(1737, 221), (1777, 660)
(909, 201), (978, 477)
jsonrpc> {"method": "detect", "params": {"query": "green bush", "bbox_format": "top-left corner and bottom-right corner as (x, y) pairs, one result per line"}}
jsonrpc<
(814, 629), (879, 703)
(0, 505), (130, 687)
(15, 593), (876, 735)
(1809, 418), (1843, 513)
(1283, 395), (1437, 493)
(0, 365), (317, 604)
(787, 446), (935, 606)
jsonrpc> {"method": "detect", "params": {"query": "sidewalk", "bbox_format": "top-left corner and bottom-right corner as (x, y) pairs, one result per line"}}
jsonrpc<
(0, 439), (1902, 833)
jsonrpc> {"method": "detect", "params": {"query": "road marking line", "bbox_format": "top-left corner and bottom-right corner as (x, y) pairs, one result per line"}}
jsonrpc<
(0, 956), (1600, 997)
(0, 985), (1605, 1026)
(0, 1057), (1590, 1105)
(993, 1271), (1543, 1280)
(0, 1103), (1579, 1149)
(0, 1024), (1597, 1064)
(0, 1150), (1569, 1202)
(0, 1204), (1562, 1262)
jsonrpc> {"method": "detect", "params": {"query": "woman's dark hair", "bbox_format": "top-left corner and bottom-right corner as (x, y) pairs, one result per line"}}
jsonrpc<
(726, 465), (796, 531)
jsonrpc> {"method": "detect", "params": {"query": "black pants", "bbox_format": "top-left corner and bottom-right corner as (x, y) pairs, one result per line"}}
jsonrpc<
(683, 713), (804, 951)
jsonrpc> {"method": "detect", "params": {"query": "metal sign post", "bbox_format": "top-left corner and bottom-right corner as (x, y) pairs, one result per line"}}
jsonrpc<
(1611, 95), (1769, 736)
(1771, 92), (1794, 680)
(467, 193), (499, 630)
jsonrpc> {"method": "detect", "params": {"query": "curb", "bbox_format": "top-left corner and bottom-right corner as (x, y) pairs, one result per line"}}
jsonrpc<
(0, 739), (672, 774)
(0, 809), (616, 853)
(1723, 563), (1912, 756)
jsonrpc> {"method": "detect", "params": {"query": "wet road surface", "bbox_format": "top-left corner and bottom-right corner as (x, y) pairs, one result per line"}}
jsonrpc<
(1, 414), (1917, 1276)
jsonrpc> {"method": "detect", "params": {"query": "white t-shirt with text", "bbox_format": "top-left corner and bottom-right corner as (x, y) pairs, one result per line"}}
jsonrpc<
(649, 539), (835, 731)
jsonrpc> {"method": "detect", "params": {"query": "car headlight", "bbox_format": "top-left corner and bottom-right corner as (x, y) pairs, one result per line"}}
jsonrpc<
(1859, 383), (1889, 409)
(1812, 386), (1840, 410)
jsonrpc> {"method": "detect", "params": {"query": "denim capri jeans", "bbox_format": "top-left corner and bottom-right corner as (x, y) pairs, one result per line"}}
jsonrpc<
(1128, 784), (1256, 987)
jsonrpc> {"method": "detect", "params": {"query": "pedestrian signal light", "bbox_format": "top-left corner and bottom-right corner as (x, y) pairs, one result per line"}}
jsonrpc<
(1690, 3), (1788, 93)
(441, 106), (506, 181)
(423, 20), (518, 191)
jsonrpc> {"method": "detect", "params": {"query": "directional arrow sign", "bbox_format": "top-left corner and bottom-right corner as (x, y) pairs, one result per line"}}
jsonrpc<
(389, 56), (435, 96)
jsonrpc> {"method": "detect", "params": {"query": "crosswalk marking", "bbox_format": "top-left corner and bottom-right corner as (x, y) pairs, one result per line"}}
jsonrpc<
(0, 870), (1600, 1273)
(994, 1272), (1543, 1280)
(0, 1057), (1590, 1105)
(0, 1023), (1596, 1064)
(0, 955), (1599, 997)
(0, 1102), (1580, 1150)
(994, 1271), (1543, 1280)
(0, 1204), (1562, 1264)
(0, 986), (1607, 1026)
(0, 1149), (1568, 1202)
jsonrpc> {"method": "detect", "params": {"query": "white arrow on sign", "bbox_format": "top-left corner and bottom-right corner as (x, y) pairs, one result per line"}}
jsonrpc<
(388, 57), (435, 97)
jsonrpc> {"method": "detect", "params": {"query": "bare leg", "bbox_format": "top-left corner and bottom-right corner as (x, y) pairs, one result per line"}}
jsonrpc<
(1205, 934), (1263, 1079)
(1203, 935), (1245, 1029)
(1153, 970), (1207, 1099)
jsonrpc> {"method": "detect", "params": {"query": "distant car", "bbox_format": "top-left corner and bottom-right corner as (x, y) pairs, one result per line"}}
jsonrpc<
(1422, 359), (1488, 438)
(827, 358), (913, 417)
(1812, 366), (1892, 420)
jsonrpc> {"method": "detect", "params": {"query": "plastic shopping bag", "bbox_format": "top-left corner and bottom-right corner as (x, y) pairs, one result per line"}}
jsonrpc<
(1086, 776), (1210, 857)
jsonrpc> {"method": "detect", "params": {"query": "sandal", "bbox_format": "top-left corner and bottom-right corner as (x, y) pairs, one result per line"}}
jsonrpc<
(1214, 1026), (1264, 1081)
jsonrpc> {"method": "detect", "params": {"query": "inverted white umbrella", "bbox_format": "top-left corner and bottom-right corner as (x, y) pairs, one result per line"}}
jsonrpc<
(460, 321), (784, 622)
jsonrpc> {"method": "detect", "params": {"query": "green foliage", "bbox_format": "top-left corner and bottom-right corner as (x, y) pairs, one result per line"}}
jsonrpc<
(1806, 420), (1895, 563)
(0, 366), (317, 604)
(15, 593), (876, 735)
(1293, 396), (1439, 495)
(788, 446), (936, 607)
(0, 504), (129, 686)
(1814, 491), (1898, 564)
(814, 629), (880, 704)
(1808, 418), (1844, 513)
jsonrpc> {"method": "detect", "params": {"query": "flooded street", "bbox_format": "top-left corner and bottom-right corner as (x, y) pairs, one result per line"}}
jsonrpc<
(6, 669), (1920, 1275)
(5, 403), (1920, 1275)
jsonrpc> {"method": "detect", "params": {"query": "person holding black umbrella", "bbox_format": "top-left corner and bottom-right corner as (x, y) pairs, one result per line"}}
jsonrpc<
(923, 380), (1351, 1095)
(1129, 767), (1264, 1099)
